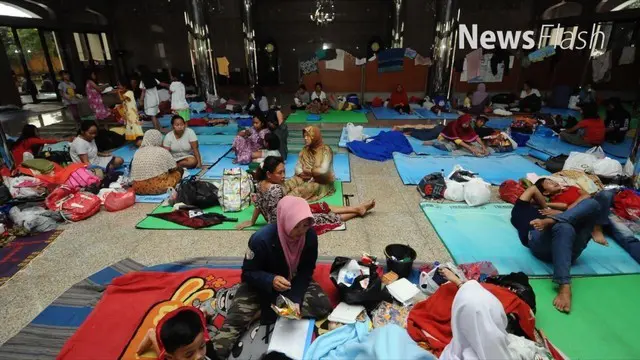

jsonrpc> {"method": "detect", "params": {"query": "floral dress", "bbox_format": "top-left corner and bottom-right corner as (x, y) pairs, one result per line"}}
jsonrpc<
(254, 183), (342, 235)
(233, 128), (270, 164)
(86, 81), (111, 120)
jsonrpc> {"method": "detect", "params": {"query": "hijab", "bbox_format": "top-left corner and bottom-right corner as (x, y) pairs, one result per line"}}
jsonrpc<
(441, 281), (549, 360)
(471, 83), (488, 106)
(441, 114), (479, 143)
(390, 84), (409, 107)
(131, 130), (178, 181)
(276, 196), (313, 279)
(299, 126), (334, 183)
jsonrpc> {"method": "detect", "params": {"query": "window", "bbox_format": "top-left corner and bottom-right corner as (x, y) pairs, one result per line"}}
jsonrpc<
(100, 33), (111, 60)
(73, 32), (87, 61)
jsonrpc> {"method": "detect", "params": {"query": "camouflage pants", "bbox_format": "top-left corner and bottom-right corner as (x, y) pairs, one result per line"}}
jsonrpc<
(212, 281), (332, 359)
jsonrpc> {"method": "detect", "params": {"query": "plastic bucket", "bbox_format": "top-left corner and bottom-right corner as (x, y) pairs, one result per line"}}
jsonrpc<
(384, 244), (417, 278)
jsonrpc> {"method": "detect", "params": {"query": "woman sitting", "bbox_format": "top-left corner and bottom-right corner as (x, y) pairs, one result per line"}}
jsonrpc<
(306, 82), (330, 114)
(559, 103), (605, 147)
(131, 130), (184, 195)
(291, 84), (310, 111)
(286, 126), (335, 201)
(518, 81), (542, 112)
(237, 156), (375, 232)
(428, 114), (490, 156)
(245, 85), (269, 114)
(604, 97), (630, 144)
(232, 112), (270, 165)
(70, 121), (124, 170)
(469, 83), (491, 114)
(212, 196), (333, 360)
(11, 124), (69, 166)
(163, 115), (202, 169)
(389, 84), (411, 114)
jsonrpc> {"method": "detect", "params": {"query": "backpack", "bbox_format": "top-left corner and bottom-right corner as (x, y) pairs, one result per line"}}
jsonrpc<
(219, 168), (253, 212)
(417, 172), (447, 199)
(176, 177), (220, 209)
(45, 185), (101, 222)
(66, 168), (101, 190)
(544, 155), (568, 173)
(37, 144), (72, 165)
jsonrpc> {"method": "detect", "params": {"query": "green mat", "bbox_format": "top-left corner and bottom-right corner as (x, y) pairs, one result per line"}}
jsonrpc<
(136, 182), (344, 230)
(286, 110), (368, 124)
(531, 275), (640, 360)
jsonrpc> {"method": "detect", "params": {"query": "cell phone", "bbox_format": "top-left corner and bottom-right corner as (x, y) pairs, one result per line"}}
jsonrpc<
(432, 267), (449, 286)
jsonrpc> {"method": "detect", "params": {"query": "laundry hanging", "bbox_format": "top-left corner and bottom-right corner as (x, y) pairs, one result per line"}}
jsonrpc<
(414, 54), (431, 66)
(325, 49), (346, 71)
(216, 57), (230, 77)
(465, 49), (482, 79)
(404, 48), (417, 59)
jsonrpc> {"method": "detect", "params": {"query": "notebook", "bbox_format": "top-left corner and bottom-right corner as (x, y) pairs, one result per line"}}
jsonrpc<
(327, 302), (365, 324)
(386, 278), (421, 306)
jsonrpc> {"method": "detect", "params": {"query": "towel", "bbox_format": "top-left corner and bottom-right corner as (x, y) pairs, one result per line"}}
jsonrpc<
(326, 49), (346, 71)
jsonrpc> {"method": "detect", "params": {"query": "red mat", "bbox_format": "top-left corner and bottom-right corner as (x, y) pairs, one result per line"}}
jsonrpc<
(58, 264), (337, 360)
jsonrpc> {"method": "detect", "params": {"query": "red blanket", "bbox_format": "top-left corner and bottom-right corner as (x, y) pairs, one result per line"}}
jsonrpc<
(58, 264), (337, 360)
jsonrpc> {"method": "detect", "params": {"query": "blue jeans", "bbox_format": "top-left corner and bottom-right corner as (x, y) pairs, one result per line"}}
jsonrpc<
(528, 198), (601, 284)
(593, 189), (616, 226)
(607, 215), (640, 264)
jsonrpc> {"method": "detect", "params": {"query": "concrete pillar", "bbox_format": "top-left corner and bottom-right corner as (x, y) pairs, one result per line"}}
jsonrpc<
(0, 38), (21, 107)
(427, 0), (458, 97)
(186, 0), (216, 98)
(242, 0), (258, 85)
(391, 0), (405, 48)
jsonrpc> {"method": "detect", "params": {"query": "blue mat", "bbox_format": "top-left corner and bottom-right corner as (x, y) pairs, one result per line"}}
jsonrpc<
(191, 123), (239, 135)
(196, 134), (236, 145)
(371, 107), (424, 120)
(393, 153), (548, 185)
(414, 108), (460, 120)
(199, 145), (231, 164)
(526, 134), (631, 162)
(202, 153), (351, 181)
(136, 193), (169, 203)
(111, 145), (137, 163)
(540, 107), (581, 119)
(485, 117), (514, 130)
(207, 113), (252, 119)
(420, 202), (640, 276)
(141, 115), (172, 129)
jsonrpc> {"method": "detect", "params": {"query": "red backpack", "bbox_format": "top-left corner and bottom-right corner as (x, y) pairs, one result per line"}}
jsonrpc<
(45, 185), (101, 222)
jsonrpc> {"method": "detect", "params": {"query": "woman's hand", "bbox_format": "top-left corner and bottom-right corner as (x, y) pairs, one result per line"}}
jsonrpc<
(238, 130), (247, 137)
(236, 220), (254, 230)
(272, 276), (291, 292)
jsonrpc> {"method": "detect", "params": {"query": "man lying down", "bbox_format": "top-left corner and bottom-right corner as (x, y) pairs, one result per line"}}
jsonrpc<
(510, 178), (623, 313)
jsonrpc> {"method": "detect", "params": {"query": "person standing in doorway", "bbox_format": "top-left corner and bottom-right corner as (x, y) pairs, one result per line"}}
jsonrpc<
(58, 70), (80, 124)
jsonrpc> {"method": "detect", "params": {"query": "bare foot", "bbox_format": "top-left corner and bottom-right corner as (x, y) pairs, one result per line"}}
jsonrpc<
(356, 200), (376, 216)
(530, 218), (556, 232)
(553, 284), (572, 313)
(592, 225), (609, 246)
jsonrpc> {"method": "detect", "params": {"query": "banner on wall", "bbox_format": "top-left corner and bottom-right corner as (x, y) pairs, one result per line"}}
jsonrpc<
(461, 53), (504, 83)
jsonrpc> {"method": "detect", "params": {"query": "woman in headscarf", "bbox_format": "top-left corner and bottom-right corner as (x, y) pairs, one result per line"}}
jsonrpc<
(431, 114), (490, 156)
(390, 84), (411, 114)
(285, 126), (336, 201)
(131, 129), (183, 195)
(212, 196), (332, 360)
(469, 83), (491, 114)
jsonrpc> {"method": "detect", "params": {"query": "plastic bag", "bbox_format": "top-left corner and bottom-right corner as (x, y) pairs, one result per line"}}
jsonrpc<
(104, 189), (135, 212)
(499, 180), (525, 204)
(329, 256), (390, 310)
(613, 189), (640, 221)
(586, 146), (605, 160)
(177, 176), (220, 209)
(418, 262), (465, 295)
(463, 179), (491, 207)
(346, 122), (366, 142)
(563, 151), (598, 173)
(593, 157), (623, 177)
(624, 158), (634, 177)
(270, 295), (301, 320)
(444, 179), (465, 202)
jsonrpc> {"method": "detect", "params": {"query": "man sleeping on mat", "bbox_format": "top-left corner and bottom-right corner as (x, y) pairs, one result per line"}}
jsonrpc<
(510, 178), (614, 313)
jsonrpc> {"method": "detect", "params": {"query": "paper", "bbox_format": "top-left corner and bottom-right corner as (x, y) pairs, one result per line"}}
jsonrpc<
(328, 302), (365, 324)
(386, 278), (420, 306)
(267, 318), (314, 360)
(355, 57), (367, 66)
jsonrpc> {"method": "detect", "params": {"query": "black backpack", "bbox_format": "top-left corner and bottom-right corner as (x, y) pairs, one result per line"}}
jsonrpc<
(176, 177), (220, 209)
(545, 155), (568, 173)
(417, 172), (447, 199)
(37, 145), (72, 165)
(485, 272), (537, 313)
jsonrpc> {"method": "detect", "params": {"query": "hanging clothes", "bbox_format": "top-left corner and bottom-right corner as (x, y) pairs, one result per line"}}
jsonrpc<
(404, 48), (417, 59)
(216, 57), (230, 77)
(465, 49), (482, 80)
(325, 49), (345, 71)
(415, 54), (431, 66)
(300, 56), (319, 75)
(592, 51), (611, 83)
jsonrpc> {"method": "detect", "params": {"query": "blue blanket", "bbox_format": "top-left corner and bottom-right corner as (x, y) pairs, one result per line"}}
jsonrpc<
(347, 131), (413, 161)
(394, 153), (549, 185)
(377, 48), (405, 73)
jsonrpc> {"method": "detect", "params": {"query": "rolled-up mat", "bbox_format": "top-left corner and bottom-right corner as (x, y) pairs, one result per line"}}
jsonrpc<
(136, 181), (344, 230)
(531, 275), (640, 360)
(393, 153), (549, 185)
(528, 149), (551, 161)
(420, 202), (640, 276)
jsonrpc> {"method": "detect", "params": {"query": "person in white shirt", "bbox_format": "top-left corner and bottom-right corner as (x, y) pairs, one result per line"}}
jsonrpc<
(169, 69), (190, 121)
(307, 82), (331, 114)
(245, 85), (269, 114)
(139, 66), (168, 131)
(163, 115), (202, 169)
(520, 81), (541, 99)
(311, 82), (327, 102)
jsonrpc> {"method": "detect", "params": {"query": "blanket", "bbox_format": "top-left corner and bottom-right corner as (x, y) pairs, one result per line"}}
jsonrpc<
(347, 131), (413, 161)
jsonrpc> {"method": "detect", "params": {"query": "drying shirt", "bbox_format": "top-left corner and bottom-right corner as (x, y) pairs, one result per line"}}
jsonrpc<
(551, 186), (582, 206)
(510, 199), (543, 247)
(163, 128), (197, 161)
(575, 118), (605, 145)
(169, 81), (189, 110)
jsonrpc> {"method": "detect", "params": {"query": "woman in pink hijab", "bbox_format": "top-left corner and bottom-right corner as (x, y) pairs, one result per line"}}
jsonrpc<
(211, 196), (332, 359)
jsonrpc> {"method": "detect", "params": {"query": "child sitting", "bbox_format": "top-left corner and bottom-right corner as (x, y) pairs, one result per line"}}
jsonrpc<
(136, 306), (218, 360)
(463, 91), (473, 109)
(248, 133), (281, 172)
